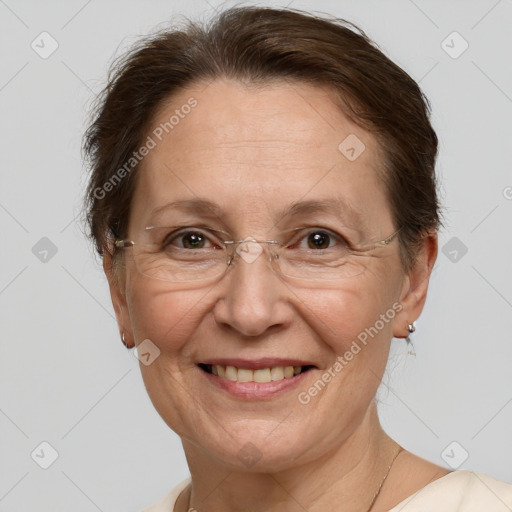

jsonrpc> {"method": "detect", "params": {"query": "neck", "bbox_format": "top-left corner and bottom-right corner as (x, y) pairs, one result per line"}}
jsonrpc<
(178, 402), (400, 512)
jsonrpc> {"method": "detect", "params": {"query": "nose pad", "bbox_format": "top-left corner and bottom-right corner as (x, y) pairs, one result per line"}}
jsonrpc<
(227, 238), (281, 275)
(234, 238), (265, 265)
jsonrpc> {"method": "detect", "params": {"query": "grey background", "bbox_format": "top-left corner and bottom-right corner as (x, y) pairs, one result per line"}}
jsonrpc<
(1, 0), (511, 510)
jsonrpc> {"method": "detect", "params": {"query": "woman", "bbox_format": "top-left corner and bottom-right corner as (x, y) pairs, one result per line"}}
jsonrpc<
(82, 6), (512, 511)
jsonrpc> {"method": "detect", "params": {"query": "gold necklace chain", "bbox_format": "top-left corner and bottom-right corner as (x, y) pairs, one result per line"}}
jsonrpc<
(182, 445), (404, 512)
(366, 445), (404, 511)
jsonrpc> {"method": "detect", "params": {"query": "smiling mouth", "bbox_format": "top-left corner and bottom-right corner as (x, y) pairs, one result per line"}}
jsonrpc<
(198, 363), (315, 383)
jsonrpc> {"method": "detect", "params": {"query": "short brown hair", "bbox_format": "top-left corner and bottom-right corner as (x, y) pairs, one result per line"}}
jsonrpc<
(82, 6), (442, 272)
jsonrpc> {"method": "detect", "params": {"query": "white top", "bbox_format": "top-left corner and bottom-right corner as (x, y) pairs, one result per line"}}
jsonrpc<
(140, 470), (512, 511)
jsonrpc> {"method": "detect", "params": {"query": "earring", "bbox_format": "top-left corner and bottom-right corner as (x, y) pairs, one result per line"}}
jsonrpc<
(405, 321), (416, 357)
(121, 332), (131, 349)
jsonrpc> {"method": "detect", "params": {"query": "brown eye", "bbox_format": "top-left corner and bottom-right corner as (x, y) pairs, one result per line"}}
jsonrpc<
(164, 230), (214, 250)
(181, 232), (207, 249)
(307, 231), (331, 249)
(291, 229), (350, 251)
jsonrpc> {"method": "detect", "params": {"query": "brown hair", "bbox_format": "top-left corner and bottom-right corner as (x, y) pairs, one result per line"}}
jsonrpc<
(82, 6), (442, 272)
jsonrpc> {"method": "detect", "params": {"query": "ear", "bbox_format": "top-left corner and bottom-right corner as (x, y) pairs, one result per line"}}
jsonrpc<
(103, 248), (134, 348)
(393, 231), (438, 339)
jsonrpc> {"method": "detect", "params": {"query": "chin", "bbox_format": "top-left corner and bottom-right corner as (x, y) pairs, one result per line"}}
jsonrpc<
(200, 425), (312, 472)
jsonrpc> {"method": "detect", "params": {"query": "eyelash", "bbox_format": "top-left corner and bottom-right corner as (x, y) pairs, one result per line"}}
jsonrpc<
(161, 227), (350, 250)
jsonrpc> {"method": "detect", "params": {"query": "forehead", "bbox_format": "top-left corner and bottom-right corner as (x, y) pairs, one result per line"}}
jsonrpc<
(130, 78), (393, 233)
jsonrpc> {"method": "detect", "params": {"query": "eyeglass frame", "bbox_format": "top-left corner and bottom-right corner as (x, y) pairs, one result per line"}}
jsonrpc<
(112, 224), (402, 284)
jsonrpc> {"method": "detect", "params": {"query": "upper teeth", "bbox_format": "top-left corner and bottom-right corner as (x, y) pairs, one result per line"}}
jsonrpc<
(210, 365), (304, 382)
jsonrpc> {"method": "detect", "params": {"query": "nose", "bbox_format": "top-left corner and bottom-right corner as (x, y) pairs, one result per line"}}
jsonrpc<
(212, 243), (293, 337)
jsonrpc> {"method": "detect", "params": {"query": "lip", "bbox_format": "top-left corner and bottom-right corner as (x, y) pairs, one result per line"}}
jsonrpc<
(197, 358), (318, 370)
(197, 363), (316, 400)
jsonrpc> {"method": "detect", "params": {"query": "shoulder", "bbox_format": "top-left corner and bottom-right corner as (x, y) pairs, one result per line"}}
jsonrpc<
(138, 476), (191, 512)
(387, 470), (512, 511)
(136, 471), (512, 512)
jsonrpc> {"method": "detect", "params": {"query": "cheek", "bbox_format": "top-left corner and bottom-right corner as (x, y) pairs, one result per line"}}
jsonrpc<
(125, 276), (208, 353)
(124, 279), (212, 436)
(293, 273), (400, 361)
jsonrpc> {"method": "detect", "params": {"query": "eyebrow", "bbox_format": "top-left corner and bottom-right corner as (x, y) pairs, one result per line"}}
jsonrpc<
(276, 198), (363, 225)
(149, 199), (224, 222)
(148, 197), (363, 226)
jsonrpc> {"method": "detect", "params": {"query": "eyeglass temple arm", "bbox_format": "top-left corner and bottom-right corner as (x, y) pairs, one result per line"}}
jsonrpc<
(114, 240), (135, 249)
(378, 229), (401, 246)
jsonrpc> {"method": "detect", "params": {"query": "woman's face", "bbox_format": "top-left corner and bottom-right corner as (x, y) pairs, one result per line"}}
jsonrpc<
(109, 78), (429, 471)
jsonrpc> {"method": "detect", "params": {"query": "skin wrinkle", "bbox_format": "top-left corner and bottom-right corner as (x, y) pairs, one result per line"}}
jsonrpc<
(104, 78), (445, 512)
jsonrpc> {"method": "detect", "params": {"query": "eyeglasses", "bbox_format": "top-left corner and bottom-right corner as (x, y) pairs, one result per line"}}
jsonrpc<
(114, 225), (400, 285)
